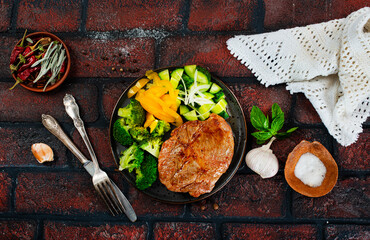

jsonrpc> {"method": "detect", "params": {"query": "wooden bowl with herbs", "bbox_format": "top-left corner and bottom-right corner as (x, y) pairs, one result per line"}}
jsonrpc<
(9, 31), (70, 92)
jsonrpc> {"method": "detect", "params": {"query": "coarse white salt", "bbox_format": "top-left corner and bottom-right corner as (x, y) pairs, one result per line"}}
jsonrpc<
(294, 152), (326, 187)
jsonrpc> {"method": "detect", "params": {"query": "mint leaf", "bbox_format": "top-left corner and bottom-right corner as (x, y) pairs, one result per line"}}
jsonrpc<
(264, 115), (270, 130)
(271, 115), (284, 132)
(250, 103), (297, 144)
(287, 127), (298, 133)
(251, 131), (272, 141)
(275, 132), (289, 139)
(256, 138), (267, 144)
(250, 106), (268, 131)
(271, 103), (284, 121)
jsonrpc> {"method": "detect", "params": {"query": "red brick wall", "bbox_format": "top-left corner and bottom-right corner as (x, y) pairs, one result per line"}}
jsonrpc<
(0, 0), (369, 239)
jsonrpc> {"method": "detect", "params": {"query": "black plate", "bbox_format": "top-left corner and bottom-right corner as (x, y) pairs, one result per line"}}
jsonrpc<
(109, 66), (247, 204)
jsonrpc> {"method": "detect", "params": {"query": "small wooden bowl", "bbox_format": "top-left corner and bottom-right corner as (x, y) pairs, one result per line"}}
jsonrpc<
(285, 140), (338, 197)
(11, 32), (71, 92)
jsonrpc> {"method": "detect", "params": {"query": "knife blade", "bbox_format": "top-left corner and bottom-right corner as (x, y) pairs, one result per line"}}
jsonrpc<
(41, 114), (137, 222)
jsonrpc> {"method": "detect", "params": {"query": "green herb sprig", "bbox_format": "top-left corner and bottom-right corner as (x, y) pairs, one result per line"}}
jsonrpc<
(250, 103), (298, 144)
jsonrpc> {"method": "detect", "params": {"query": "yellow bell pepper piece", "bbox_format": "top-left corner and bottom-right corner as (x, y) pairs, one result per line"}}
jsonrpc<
(173, 114), (183, 127)
(127, 78), (150, 98)
(146, 86), (168, 98)
(144, 113), (155, 128)
(137, 94), (175, 123)
(149, 119), (158, 133)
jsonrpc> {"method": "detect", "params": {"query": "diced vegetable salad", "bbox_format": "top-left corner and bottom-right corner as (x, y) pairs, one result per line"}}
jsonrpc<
(113, 65), (229, 190)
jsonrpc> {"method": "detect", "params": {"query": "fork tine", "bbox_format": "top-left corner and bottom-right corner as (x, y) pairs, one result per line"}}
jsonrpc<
(95, 184), (119, 216)
(101, 180), (124, 214)
(97, 181), (123, 215)
(103, 180), (125, 213)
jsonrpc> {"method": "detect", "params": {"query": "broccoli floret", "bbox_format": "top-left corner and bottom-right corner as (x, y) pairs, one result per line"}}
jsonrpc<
(196, 66), (211, 82)
(151, 120), (171, 137)
(113, 118), (133, 146)
(129, 126), (150, 142)
(139, 137), (163, 158)
(177, 74), (194, 91)
(135, 154), (158, 190)
(119, 143), (144, 172)
(118, 99), (145, 126)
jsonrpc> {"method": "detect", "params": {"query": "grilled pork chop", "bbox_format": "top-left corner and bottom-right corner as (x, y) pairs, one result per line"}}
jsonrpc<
(158, 114), (234, 197)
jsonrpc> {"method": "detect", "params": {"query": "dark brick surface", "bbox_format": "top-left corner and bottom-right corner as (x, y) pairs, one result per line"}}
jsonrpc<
(0, 36), (19, 78)
(265, 0), (328, 29)
(17, 0), (81, 32)
(293, 0), (329, 26)
(128, 186), (185, 217)
(0, 83), (98, 122)
(265, 0), (369, 30)
(294, 93), (322, 124)
(191, 175), (286, 218)
(72, 127), (115, 168)
(188, 0), (258, 31)
(0, 172), (12, 212)
(223, 224), (318, 240)
(293, 177), (370, 219)
(0, 127), (68, 167)
(264, 0), (295, 29)
(325, 225), (370, 240)
(159, 36), (252, 77)
(102, 82), (132, 121)
(336, 129), (369, 170)
(65, 37), (155, 78)
(0, 221), (37, 240)
(0, 0), (13, 31)
(229, 83), (292, 119)
(0, 1), (369, 239)
(328, 0), (370, 19)
(44, 221), (147, 240)
(86, 0), (184, 31)
(154, 222), (215, 240)
(16, 172), (106, 214)
(251, 129), (329, 165)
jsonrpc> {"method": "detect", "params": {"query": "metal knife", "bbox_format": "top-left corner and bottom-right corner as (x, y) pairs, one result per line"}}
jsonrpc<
(41, 114), (137, 222)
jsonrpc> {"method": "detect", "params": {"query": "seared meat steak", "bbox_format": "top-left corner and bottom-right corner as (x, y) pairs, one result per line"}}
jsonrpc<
(158, 114), (234, 197)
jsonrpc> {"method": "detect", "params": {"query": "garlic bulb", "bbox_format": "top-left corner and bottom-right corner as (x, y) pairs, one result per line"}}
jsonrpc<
(245, 137), (278, 178)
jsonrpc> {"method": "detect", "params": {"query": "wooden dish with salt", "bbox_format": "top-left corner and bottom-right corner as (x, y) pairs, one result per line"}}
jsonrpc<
(284, 140), (338, 197)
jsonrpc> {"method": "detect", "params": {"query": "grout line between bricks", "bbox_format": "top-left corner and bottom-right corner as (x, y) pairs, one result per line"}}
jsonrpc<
(146, 221), (154, 240)
(285, 185), (293, 220)
(179, 0), (191, 33)
(80, 0), (89, 33)
(35, 219), (44, 240)
(8, 171), (18, 213)
(8, 0), (20, 32)
(317, 222), (325, 240)
(251, 0), (266, 33)
(215, 222), (222, 240)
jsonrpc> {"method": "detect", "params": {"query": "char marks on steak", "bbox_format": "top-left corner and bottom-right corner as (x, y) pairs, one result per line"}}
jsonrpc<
(158, 114), (234, 197)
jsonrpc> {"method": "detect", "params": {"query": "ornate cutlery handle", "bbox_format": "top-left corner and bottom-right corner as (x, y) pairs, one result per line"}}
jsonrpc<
(41, 114), (90, 165)
(63, 94), (99, 171)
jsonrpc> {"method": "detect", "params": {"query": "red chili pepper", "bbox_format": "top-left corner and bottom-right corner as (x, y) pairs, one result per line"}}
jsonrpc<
(17, 66), (40, 81)
(22, 47), (34, 58)
(18, 55), (37, 73)
(60, 61), (66, 73)
(10, 46), (25, 64)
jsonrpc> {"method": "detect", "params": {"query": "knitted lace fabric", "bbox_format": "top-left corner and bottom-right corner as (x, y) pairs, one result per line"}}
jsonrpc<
(227, 7), (370, 146)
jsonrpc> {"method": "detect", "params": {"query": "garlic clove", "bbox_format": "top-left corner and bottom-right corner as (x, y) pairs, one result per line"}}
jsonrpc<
(31, 143), (54, 163)
(245, 137), (279, 179)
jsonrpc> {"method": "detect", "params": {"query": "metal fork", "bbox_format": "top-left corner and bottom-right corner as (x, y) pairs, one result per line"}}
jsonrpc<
(63, 94), (125, 216)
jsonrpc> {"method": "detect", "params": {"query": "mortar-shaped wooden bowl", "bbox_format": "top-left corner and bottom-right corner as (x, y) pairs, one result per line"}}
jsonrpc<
(10, 31), (70, 92)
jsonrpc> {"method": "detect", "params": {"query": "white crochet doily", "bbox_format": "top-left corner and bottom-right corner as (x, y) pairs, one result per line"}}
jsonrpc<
(227, 7), (370, 146)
